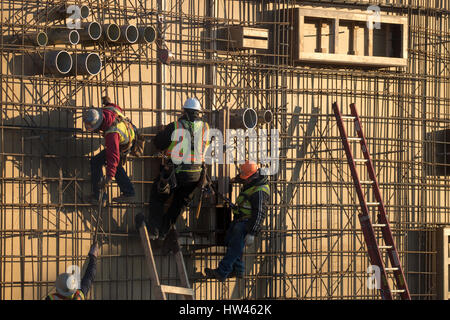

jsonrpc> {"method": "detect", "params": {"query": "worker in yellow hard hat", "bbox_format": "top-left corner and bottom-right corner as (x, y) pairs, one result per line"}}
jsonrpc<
(204, 160), (270, 281)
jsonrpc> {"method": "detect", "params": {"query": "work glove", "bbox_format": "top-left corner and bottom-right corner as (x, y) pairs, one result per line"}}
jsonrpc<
(98, 176), (112, 191)
(89, 242), (99, 258)
(244, 234), (255, 247)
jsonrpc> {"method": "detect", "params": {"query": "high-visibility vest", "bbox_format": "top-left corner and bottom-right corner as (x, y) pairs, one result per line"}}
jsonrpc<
(166, 119), (210, 166)
(47, 290), (85, 300)
(233, 184), (270, 219)
(104, 106), (136, 153)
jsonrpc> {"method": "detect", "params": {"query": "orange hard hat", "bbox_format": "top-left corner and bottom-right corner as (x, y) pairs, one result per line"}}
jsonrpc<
(239, 161), (258, 180)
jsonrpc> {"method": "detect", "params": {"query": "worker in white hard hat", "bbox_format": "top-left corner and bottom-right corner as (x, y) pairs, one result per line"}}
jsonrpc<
(45, 242), (98, 300)
(135, 97), (210, 240)
(83, 96), (137, 205)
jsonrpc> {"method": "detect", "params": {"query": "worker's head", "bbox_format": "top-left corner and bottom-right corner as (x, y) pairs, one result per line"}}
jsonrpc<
(182, 98), (201, 121)
(83, 108), (103, 132)
(55, 273), (78, 297)
(237, 160), (259, 183)
(102, 96), (111, 106)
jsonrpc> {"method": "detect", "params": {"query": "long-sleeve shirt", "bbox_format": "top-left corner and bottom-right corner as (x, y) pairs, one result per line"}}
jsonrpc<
(100, 103), (122, 178)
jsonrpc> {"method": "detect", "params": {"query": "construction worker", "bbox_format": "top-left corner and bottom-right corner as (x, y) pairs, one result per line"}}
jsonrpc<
(45, 242), (98, 300)
(204, 161), (270, 281)
(135, 97), (210, 240)
(84, 96), (136, 204)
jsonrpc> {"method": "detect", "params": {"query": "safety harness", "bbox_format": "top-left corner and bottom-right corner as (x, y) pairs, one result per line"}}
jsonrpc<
(104, 105), (136, 155)
(233, 184), (270, 220)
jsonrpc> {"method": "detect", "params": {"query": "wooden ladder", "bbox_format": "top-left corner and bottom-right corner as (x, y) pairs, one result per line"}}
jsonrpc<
(139, 223), (194, 300)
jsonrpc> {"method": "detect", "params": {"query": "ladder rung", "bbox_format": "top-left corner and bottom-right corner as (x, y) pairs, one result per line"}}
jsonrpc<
(367, 202), (380, 206)
(391, 290), (406, 293)
(347, 137), (362, 141)
(360, 180), (374, 184)
(385, 267), (399, 271)
(341, 116), (356, 120)
(160, 285), (194, 296)
(372, 224), (387, 227)
(379, 245), (393, 249)
(354, 159), (369, 163)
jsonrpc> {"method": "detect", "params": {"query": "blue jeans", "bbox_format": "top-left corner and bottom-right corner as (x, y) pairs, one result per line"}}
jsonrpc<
(91, 150), (135, 198)
(217, 220), (248, 278)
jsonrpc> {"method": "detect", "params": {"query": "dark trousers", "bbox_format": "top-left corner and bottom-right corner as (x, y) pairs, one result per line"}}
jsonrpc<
(91, 150), (135, 198)
(217, 220), (247, 278)
(148, 171), (200, 236)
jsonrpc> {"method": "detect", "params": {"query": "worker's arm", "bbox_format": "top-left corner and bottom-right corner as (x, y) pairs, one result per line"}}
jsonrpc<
(153, 122), (175, 151)
(245, 190), (270, 236)
(80, 243), (98, 297)
(105, 132), (121, 178)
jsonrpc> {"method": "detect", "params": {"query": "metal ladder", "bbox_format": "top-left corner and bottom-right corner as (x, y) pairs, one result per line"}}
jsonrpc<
(139, 223), (194, 300)
(332, 102), (411, 300)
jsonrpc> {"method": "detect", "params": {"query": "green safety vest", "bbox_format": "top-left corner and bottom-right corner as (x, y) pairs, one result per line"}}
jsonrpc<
(104, 106), (136, 153)
(166, 119), (210, 171)
(233, 184), (270, 219)
(47, 290), (85, 300)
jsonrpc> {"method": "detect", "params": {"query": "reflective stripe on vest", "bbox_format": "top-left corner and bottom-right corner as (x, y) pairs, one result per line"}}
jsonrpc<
(232, 184), (270, 219)
(47, 290), (85, 300)
(104, 106), (135, 150)
(166, 120), (210, 165)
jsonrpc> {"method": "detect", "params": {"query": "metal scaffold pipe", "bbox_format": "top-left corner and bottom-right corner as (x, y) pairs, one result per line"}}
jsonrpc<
(47, 28), (80, 45)
(118, 25), (139, 44)
(70, 53), (102, 76)
(79, 22), (102, 42)
(3, 32), (48, 46)
(230, 108), (258, 129)
(258, 109), (273, 125)
(35, 4), (90, 22)
(43, 50), (73, 75)
(102, 24), (121, 43)
(137, 26), (156, 44)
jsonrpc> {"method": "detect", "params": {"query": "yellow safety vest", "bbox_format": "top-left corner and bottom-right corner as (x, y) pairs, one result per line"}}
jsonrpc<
(104, 106), (136, 152)
(166, 119), (210, 168)
(233, 184), (270, 219)
(47, 290), (85, 300)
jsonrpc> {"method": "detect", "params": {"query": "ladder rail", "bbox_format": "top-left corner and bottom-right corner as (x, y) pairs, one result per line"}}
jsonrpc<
(139, 223), (194, 300)
(332, 102), (393, 300)
(350, 103), (411, 300)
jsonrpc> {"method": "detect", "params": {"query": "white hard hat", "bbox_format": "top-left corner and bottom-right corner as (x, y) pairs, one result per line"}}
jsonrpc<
(55, 273), (78, 297)
(83, 108), (103, 131)
(183, 98), (201, 111)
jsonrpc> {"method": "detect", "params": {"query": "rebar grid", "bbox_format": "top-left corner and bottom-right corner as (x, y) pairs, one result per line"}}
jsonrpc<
(1, 0), (450, 300)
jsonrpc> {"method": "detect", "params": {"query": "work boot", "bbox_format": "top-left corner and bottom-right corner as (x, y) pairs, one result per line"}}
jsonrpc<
(112, 194), (135, 203)
(228, 270), (244, 279)
(204, 268), (225, 282)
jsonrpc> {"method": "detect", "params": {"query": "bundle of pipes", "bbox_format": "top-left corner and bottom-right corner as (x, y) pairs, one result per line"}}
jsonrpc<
(2, 32), (48, 47)
(69, 53), (102, 76)
(34, 4), (90, 22)
(47, 28), (80, 45)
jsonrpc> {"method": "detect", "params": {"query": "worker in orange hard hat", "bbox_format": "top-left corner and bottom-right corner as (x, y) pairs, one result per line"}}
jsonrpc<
(204, 160), (270, 282)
